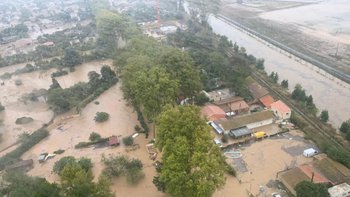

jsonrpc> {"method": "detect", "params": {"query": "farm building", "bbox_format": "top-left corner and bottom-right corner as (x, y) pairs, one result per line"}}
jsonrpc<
(259, 95), (275, 108)
(328, 183), (350, 197)
(108, 136), (120, 146)
(201, 105), (226, 121)
(228, 126), (252, 139)
(271, 100), (291, 120)
(216, 110), (274, 132)
(214, 96), (249, 115)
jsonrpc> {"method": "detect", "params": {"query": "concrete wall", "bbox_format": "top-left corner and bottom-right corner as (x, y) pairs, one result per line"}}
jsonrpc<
(246, 118), (273, 129)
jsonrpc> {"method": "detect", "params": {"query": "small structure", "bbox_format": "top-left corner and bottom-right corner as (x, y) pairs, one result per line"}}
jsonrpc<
(249, 83), (269, 100)
(228, 126), (252, 139)
(204, 88), (235, 102)
(259, 95), (275, 108)
(208, 121), (225, 135)
(214, 96), (249, 115)
(201, 105), (226, 121)
(108, 136), (120, 146)
(42, 41), (55, 46)
(271, 100), (291, 120)
(328, 183), (350, 197)
(303, 148), (318, 157)
(5, 159), (33, 172)
(217, 110), (274, 132)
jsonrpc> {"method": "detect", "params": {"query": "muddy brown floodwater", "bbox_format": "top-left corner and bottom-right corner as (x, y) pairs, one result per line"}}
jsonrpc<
(207, 15), (350, 127)
(0, 60), (110, 151)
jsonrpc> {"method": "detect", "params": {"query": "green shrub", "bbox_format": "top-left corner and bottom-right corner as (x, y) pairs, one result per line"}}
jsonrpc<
(224, 162), (236, 176)
(53, 156), (92, 174)
(15, 79), (23, 86)
(94, 112), (109, 122)
(221, 134), (229, 143)
(89, 132), (101, 142)
(0, 103), (4, 112)
(134, 125), (141, 132)
(123, 136), (134, 146)
(15, 117), (33, 124)
(75, 142), (91, 149)
(51, 70), (68, 78)
(53, 149), (65, 154)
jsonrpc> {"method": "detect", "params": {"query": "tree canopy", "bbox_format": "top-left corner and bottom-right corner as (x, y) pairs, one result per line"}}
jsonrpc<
(156, 105), (226, 197)
(295, 181), (330, 197)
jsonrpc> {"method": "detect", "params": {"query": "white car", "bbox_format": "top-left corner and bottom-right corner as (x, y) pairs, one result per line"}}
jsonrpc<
(272, 193), (282, 197)
(213, 139), (223, 148)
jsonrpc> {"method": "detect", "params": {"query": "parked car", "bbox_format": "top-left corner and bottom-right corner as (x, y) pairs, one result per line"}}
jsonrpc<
(213, 138), (223, 148)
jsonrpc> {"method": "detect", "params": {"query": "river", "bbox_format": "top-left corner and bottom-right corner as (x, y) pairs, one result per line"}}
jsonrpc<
(206, 14), (350, 127)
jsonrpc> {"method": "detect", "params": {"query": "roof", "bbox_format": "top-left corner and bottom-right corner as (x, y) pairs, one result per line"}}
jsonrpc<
(214, 96), (244, 106)
(5, 159), (33, 171)
(42, 41), (54, 46)
(217, 111), (274, 131)
(228, 100), (249, 111)
(109, 136), (119, 146)
(249, 83), (269, 99)
(259, 95), (275, 108)
(298, 164), (330, 184)
(328, 183), (350, 196)
(206, 88), (235, 101)
(201, 105), (226, 121)
(280, 167), (311, 192)
(229, 126), (252, 138)
(271, 100), (291, 114)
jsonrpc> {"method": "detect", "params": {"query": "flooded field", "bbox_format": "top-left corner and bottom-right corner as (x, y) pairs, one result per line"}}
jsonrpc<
(260, 0), (350, 45)
(208, 15), (350, 127)
(0, 60), (111, 151)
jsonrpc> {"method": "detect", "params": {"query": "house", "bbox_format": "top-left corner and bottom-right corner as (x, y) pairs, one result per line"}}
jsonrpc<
(205, 88), (235, 102)
(216, 110), (274, 132)
(201, 105), (226, 121)
(279, 164), (331, 196)
(108, 136), (120, 146)
(270, 100), (291, 120)
(5, 159), (33, 172)
(214, 96), (249, 115)
(249, 83), (269, 100)
(259, 95), (275, 108)
(328, 183), (350, 197)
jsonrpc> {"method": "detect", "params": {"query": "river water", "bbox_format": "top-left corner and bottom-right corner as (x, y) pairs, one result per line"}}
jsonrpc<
(206, 15), (350, 127)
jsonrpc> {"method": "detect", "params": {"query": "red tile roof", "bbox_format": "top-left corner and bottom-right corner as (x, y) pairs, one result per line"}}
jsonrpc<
(201, 105), (226, 121)
(270, 100), (291, 114)
(259, 95), (275, 108)
(109, 136), (119, 146)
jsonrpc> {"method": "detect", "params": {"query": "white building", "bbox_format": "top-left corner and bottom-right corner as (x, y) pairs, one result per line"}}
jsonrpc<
(328, 183), (350, 197)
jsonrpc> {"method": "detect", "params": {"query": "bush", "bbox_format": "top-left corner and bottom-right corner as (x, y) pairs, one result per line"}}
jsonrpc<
(53, 156), (92, 174)
(0, 103), (4, 112)
(75, 142), (91, 149)
(51, 70), (68, 78)
(15, 79), (23, 86)
(102, 155), (144, 185)
(53, 149), (65, 154)
(221, 134), (229, 143)
(134, 125), (141, 132)
(94, 112), (109, 122)
(15, 117), (34, 124)
(224, 162), (236, 176)
(89, 132), (101, 142)
(123, 136), (134, 146)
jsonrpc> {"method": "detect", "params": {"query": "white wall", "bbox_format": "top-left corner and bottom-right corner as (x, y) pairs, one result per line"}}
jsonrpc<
(247, 118), (273, 129)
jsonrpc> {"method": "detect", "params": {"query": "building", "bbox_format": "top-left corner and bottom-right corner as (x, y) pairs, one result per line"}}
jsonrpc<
(270, 100), (291, 120)
(214, 96), (249, 115)
(108, 136), (120, 146)
(279, 164), (331, 196)
(204, 88), (235, 102)
(249, 82), (269, 100)
(228, 126), (252, 139)
(328, 183), (350, 197)
(216, 110), (274, 132)
(201, 105), (226, 121)
(259, 95), (275, 108)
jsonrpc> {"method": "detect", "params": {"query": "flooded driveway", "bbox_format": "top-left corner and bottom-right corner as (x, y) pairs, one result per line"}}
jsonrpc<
(207, 15), (350, 127)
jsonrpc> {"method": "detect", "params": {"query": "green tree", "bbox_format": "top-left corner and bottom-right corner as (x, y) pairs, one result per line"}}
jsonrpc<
(0, 172), (60, 197)
(122, 136), (134, 146)
(273, 72), (279, 83)
(156, 106), (226, 197)
(93, 175), (114, 197)
(295, 181), (330, 197)
(63, 47), (82, 68)
(88, 71), (101, 92)
(94, 112), (110, 122)
(0, 102), (5, 112)
(340, 121), (350, 133)
(320, 110), (329, 123)
(53, 156), (77, 174)
(256, 58), (265, 70)
(60, 163), (94, 197)
(281, 79), (289, 88)
(89, 132), (102, 141)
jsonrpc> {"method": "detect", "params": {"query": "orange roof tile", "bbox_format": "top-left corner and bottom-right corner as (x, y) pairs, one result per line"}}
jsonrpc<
(270, 100), (291, 114)
(201, 105), (226, 121)
(259, 95), (275, 108)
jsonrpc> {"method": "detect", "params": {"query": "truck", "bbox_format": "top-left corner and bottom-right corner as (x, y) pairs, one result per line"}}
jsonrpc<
(254, 131), (267, 140)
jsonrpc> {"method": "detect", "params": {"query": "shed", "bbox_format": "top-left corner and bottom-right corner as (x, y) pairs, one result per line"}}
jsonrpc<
(228, 126), (252, 138)
(259, 95), (275, 108)
(303, 148), (318, 157)
(208, 121), (225, 135)
(249, 83), (269, 99)
(109, 136), (120, 146)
